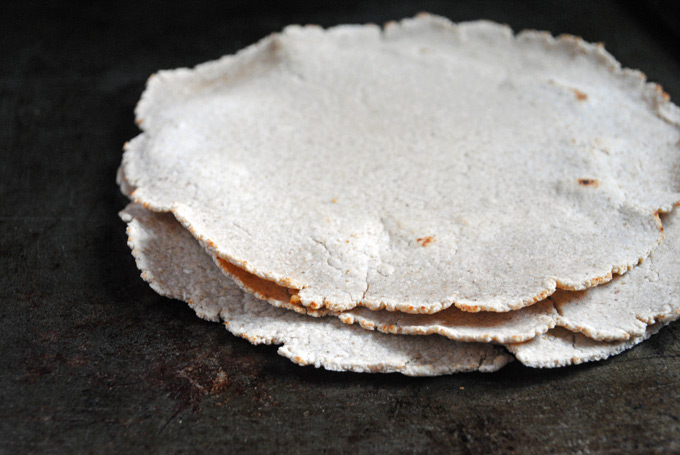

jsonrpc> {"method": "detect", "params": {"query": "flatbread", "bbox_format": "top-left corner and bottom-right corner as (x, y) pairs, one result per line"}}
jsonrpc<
(120, 203), (512, 375)
(337, 303), (555, 343)
(506, 325), (666, 368)
(122, 14), (680, 315)
(206, 204), (680, 343)
(119, 164), (680, 344)
(340, 210), (680, 342)
(208, 245), (558, 343)
(549, 212), (680, 341)
(119, 201), (680, 371)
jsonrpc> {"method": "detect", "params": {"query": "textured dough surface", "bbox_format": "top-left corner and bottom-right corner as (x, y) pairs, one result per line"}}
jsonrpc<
(206, 243), (557, 343)
(119, 201), (680, 371)
(339, 303), (557, 343)
(204, 202), (680, 343)
(119, 164), (680, 344)
(120, 203), (512, 376)
(123, 14), (680, 314)
(506, 325), (665, 368)
(551, 210), (680, 340)
(339, 209), (680, 342)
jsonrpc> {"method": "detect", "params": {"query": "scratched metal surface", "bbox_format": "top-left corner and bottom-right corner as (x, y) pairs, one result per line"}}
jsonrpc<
(2, 1), (680, 453)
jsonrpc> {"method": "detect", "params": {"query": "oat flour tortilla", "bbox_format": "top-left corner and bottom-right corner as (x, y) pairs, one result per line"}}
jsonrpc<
(506, 325), (667, 368)
(120, 203), (512, 375)
(118, 155), (680, 347)
(547, 211), (680, 341)
(120, 164), (559, 343)
(210, 251), (557, 343)
(123, 14), (680, 315)
(121, 203), (676, 371)
(340, 208), (680, 342)
(205, 205), (680, 344)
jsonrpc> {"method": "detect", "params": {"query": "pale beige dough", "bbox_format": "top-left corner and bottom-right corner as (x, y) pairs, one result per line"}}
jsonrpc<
(122, 14), (680, 314)
(120, 203), (512, 375)
(506, 325), (666, 368)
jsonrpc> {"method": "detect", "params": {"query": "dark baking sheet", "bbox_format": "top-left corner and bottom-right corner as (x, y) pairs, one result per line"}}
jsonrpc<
(2, 1), (680, 453)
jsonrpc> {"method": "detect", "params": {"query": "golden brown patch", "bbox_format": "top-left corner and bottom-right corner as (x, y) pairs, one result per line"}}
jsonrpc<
(654, 210), (664, 235)
(216, 257), (298, 303)
(140, 200), (155, 211)
(416, 236), (435, 247)
(655, 84), (671, 101)
(571, 88), (588, 101)
(331, 198), (338, 203)
(586, 273), (613, 287)
(578, 178), (599, 187)
(548, 80), (587, 101)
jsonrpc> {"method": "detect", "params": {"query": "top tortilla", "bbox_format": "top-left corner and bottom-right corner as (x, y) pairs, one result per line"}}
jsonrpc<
(122, 13), (680, 313)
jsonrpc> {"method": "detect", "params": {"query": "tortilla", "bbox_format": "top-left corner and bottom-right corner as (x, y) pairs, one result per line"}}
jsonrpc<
(548, 212), (680, 341)
(120, 167), (559, 344)
(339, 210), (680, 342)
(122, 14), (680, 315)
(338, 303), (556, 343)
(120, 203), (512, 375)
(506, 324), (666, 368)
(119, 163), (680, 344)
(207, 206), (680, 343)
(209, 245), (558, 343)
(120, 203), (676, 371)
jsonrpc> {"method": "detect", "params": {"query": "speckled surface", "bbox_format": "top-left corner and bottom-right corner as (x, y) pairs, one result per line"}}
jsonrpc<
(2, 1), (680, 453)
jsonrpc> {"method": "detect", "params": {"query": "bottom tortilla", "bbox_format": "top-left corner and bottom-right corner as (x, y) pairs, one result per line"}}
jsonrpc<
(506, 324), (666, 368)
(120, 203), (512, 376)
(120, 203), (674, 373)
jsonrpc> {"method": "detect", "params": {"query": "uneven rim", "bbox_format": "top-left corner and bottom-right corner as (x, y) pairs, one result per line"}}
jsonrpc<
(122, 13), (680, 315)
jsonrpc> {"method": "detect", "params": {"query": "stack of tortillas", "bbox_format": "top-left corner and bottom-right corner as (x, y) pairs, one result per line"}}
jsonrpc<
(117, 14), (680, 376)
